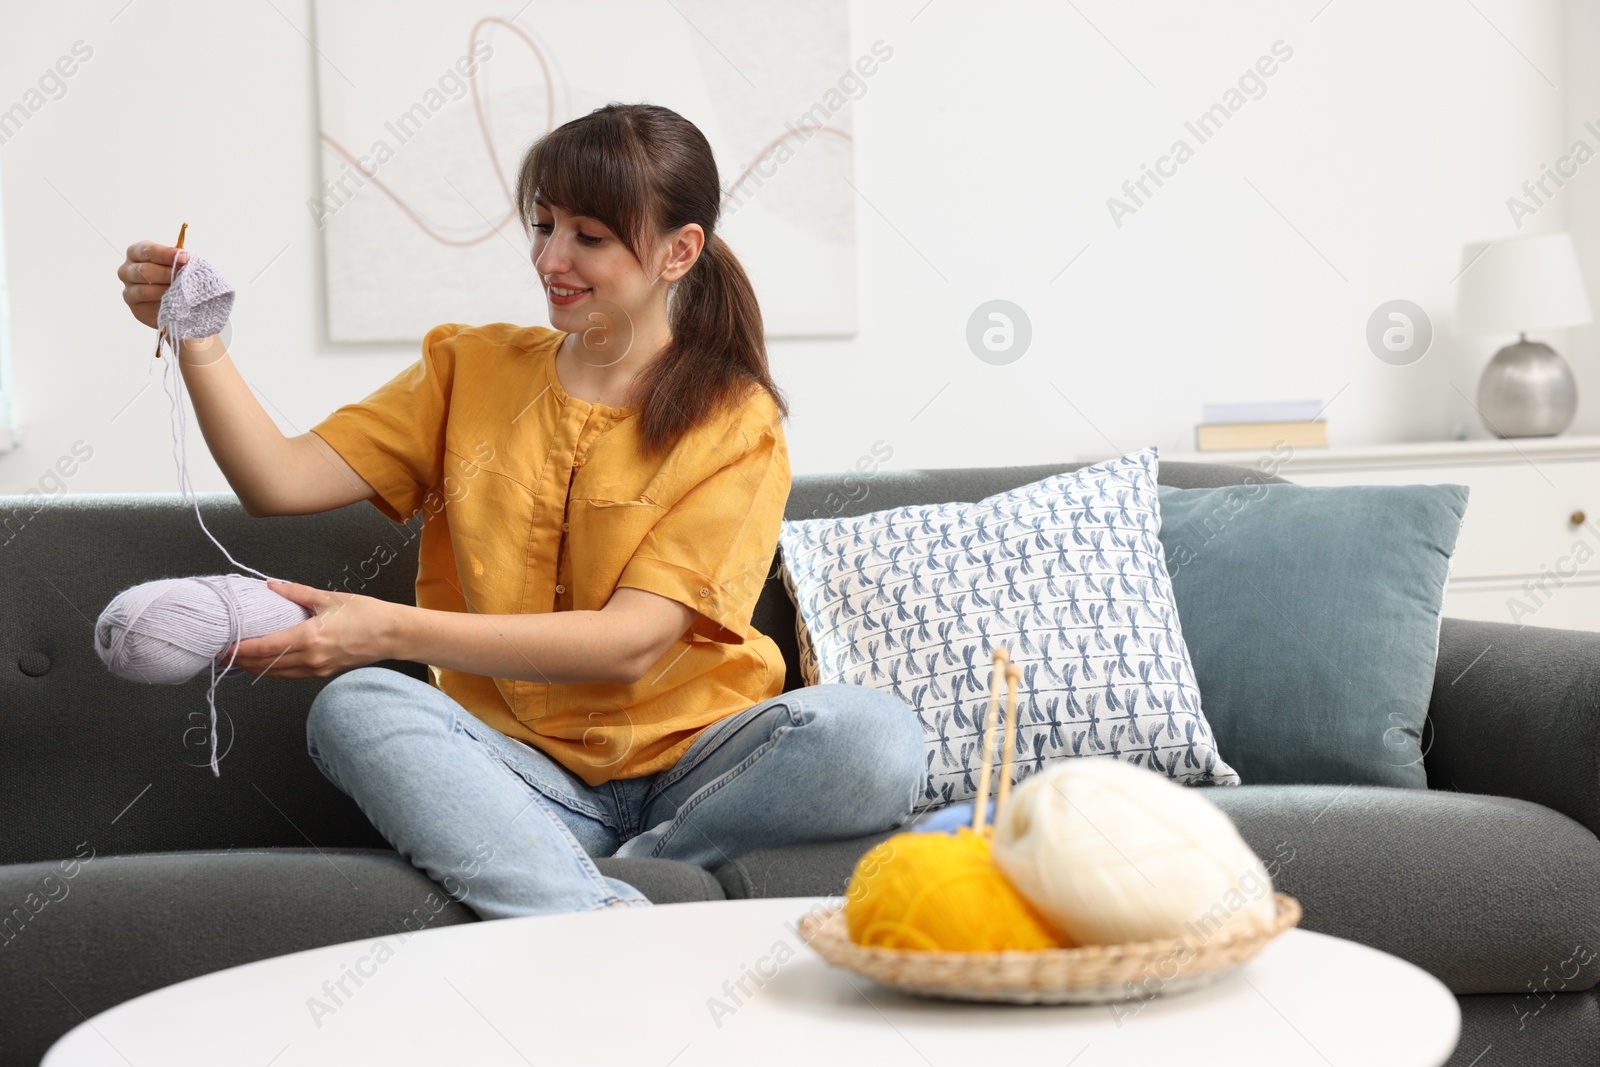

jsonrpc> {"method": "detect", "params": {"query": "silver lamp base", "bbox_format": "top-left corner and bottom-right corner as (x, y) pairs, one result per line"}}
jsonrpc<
(1477, 335), (1578, 438)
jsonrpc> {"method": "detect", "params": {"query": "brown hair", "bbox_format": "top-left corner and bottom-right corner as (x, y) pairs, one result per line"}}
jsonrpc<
(515, 102), (788, 457)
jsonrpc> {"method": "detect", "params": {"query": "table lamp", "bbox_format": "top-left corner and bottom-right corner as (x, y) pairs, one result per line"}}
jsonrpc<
(1454, 230), (1593, 437)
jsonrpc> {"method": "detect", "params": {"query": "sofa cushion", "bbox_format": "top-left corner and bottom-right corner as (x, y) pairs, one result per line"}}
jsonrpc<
(1205, 785), (1600, 995)
(1158, 483), (1469, 786)
(778, 448), (1239, 806)
(0, 847), (722, 1066)
(715, 831), (898, 901)
(713, 785), (1600, 996)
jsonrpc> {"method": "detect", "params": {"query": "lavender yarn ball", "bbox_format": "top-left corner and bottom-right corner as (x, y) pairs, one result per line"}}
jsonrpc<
(95, 574), (311, 684)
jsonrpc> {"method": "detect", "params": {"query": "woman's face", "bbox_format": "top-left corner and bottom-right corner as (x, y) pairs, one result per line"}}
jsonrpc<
(530, 201), (660, 335)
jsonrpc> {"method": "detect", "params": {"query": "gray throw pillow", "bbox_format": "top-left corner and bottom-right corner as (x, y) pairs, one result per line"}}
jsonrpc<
(1157, 482), (1469, 787)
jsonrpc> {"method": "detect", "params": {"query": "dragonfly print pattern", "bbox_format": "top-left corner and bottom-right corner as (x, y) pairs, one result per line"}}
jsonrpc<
(778, 448), (1241, 808)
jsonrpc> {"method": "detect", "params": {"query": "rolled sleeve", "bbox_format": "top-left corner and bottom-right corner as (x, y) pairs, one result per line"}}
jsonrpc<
(309, 323), (458, 523)
(617, 417), (790, 644)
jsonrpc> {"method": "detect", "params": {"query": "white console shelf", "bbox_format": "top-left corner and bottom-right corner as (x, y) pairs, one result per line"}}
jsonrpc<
(1156, 435), (1600, 633)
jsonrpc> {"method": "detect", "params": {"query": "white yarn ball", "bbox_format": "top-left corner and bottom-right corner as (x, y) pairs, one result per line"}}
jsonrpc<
(991, 757), (1276, 946)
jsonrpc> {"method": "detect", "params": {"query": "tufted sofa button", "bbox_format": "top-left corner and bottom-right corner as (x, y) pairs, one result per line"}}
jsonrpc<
(18, 650), (51, 677)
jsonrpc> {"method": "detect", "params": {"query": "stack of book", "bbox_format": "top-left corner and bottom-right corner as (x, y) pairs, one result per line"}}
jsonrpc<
(1195, 401), (1327, 451)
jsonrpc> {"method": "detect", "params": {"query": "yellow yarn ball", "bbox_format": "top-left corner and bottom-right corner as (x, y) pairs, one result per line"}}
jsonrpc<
(843, 828), (1068, 952)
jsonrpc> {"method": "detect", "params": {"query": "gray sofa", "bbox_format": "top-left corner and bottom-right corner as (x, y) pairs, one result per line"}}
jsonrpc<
(3, 459), (1597, 1065)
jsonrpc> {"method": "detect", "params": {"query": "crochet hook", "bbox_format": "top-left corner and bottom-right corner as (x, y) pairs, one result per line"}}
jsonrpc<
(153, 222), (188, 359)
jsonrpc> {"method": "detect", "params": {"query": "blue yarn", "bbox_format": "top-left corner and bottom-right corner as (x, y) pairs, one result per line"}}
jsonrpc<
(911, 799), (995, 834)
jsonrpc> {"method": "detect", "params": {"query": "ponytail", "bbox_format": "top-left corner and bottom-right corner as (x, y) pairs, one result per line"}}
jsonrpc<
(631, 231), (783, 457)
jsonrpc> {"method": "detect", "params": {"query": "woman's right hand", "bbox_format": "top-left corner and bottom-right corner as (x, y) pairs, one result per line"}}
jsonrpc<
(118, 241), (189, 330)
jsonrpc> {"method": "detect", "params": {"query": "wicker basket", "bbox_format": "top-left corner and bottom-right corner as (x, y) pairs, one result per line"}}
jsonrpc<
(802, 646), (1302, 1005)
(799, 892), (1302, 1004)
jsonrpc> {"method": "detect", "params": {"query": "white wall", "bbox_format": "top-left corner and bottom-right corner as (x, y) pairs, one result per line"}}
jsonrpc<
(0, 0), (1583, 496)
(1563, 0), (1600, 410)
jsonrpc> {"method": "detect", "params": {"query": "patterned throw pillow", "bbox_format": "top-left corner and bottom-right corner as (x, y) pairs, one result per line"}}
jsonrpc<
(778, 448), (1240, 808)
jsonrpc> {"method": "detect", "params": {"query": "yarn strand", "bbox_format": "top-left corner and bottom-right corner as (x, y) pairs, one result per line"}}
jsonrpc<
(160, 329), (283, 777)
(159, 325), (276, 582)
(104, 246), (297, 777)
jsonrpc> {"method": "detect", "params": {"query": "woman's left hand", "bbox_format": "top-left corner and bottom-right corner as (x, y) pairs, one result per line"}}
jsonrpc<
(216, 580), (399, 679)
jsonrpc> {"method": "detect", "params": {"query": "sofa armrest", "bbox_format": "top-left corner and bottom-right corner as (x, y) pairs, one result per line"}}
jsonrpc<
(1427, 617), (1600, 838)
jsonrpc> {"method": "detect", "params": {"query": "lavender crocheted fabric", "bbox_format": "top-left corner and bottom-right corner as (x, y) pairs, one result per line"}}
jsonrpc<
(157, 254), (234, 341)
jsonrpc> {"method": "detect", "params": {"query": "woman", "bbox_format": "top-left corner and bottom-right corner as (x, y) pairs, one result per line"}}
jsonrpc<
(117, 102), (924, 917)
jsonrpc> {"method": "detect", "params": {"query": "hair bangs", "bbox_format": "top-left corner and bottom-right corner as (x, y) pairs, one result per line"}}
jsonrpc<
(517, 117), (651, 257)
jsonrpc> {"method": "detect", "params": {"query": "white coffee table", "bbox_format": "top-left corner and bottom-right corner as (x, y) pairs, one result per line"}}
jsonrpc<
(45, 897), (1459, 1066)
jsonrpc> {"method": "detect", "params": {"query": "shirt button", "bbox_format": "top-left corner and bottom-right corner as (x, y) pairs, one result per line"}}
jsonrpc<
(555, 584), (566, 594)
(562, 522), (570, 532)
(698, 587), (710, 598)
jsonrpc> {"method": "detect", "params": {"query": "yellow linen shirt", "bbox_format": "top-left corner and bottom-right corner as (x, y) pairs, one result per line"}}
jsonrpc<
(308, 322), (790, 785)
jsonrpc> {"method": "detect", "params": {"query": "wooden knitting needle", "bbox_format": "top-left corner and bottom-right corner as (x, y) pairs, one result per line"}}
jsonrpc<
(996, 662), (1022, 816)
(971, 646), (1010, 834)
(153, 222), (188, 359)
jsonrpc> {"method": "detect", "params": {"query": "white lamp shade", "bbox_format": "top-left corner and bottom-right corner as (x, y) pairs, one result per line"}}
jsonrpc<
(1455, 231), (1593, 335)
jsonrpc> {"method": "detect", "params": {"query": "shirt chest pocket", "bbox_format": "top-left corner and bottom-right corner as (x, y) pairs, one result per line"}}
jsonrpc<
(566, 440), (681, 508)
(563, 497), (666, 598)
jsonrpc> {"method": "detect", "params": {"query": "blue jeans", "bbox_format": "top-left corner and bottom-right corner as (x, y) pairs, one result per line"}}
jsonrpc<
(306, 667), (925, 919)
